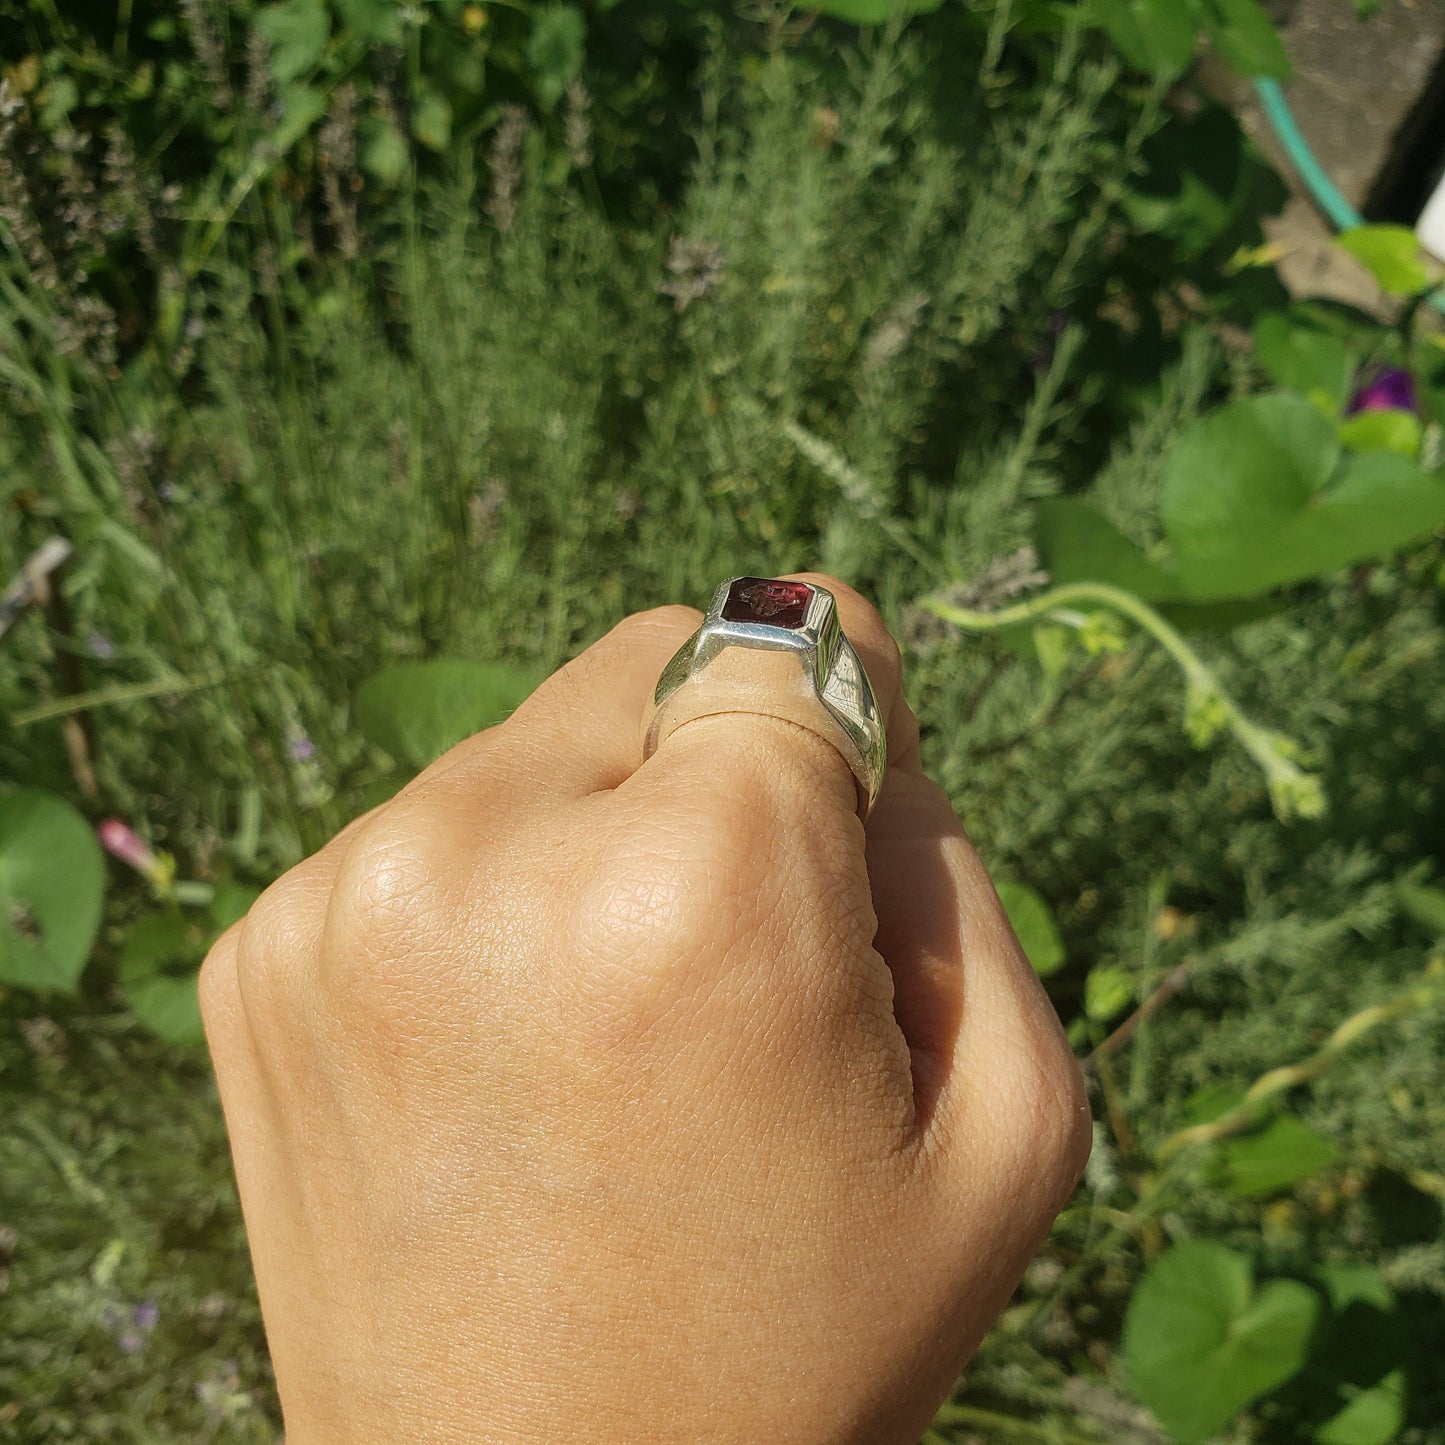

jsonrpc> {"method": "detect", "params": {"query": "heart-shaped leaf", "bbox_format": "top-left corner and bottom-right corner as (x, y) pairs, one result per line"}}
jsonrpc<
(1315, 1371), (1407, 1445)
(1220, 1115), (1337, 1197)
(527, 4), (587, 107)
(255, 0), (330, 86)
(1033, 499), (1183, 600)
(334, 0), (402, 43)
(355, 659), (541, 770)
(0, 789), (104, 994)
(1161, 393), (1445, 599)
(1197, 0), (1290, 77)
(117, 912), (209, 1045)
(1090, 0), (1199, 77)
(1306, 1269), (1407, 1445)
(126, 975), (205, 1044)
(1121, 1241), (1321, 1443)
(995, 880), (1066, 977)
(1338, 225), (1432, 297)
(1253, 312), (1353, 411)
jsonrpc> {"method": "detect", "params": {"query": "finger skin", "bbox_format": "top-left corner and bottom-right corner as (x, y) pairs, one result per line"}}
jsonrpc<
(200, 574), (1090, 1445)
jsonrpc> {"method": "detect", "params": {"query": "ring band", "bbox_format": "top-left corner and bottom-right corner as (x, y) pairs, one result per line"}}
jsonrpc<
(642, 577), (887, 816)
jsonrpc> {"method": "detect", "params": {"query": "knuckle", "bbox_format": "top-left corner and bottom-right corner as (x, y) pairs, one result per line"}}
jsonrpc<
(322, 808), (458, 1002)
(1018, 1029), (1093, 1197)
(198, 925), (243, 1040)
(563, 795), (772, 1045)
(620, 603), (704, 643)
(575, 606), (700, 685)
(232, 875), (317, 1035)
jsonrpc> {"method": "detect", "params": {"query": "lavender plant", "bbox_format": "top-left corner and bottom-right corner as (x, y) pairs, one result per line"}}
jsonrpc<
(1, 5), (1443, 1443)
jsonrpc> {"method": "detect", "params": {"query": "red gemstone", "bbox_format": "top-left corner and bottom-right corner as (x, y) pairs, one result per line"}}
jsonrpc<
(722, 577), (813, 630)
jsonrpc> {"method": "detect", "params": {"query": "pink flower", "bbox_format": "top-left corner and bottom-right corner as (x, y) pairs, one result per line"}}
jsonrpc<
(97, 819), (159, 879)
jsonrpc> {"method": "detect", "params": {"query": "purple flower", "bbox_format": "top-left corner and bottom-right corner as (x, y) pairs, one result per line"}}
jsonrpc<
(1348, 366), (1417, 415)
(104, 1299), (158, 1355)
(98, 819), (159, 878)
(85, 632), (116, 660)
(287, 733), (316, 762)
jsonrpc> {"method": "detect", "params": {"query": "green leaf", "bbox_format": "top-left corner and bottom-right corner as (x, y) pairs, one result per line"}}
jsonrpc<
(1315, 1370), (1407, 1445)
(1090, 0), (1199, 78)
(1120, 1241), (1322, 1444)
(1182, 1082), (1244, 1127)
(527, 5), (587, 107)
(334, 0), (403, 43)
(354, 659), (540, 770)
(1197, 0), (1291, 77)
(1084, 964), (1133, 1022)
(809, 0), (945, 22)
(1033, 499), (1183, 600)
(209, 878), (261, 931)
(1338, 225), (1432, 297)
(1315, 1265), (1395, 1314)
(995, 880), (1066, 977)
(126, 974), (204, 1043)
(1396, 876), (1445, 936)
(38, 75), (80, 129)
(360, 116), (409, 186)
(274, 84), (328, 152)
(1337, 408), (1423, 460)
(412, 88), (453, 151)
(1160, 393), (1445, 599)
(255, 0), (331, 86)
(1253, 311), (1353, 411)
(117, 912), (209, 1045)
(1220, 1115), (1337, 1197)
(0, 790), (104, 994)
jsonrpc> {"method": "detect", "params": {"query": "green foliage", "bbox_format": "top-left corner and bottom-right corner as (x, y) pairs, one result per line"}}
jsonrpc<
(526, 5), (589, 106)
(1089, 0), (1199, 78)
(1160, 394), (1445, 599)
(1123, 103), (1288, 264)
(1186, 1086), (1338, 1196)
(118, 881), (260, 1045)
(1253, 310), (1354, 413)
(1028, 388), (1445, 611)
(355, 660), (541, 771)
(1120, 1241), (1321, 1442)
(1083, 962), (1133, 1021)
(1337, 407), (1424, 460)
(2, 4), (1444, 1442)
(1396, 876), (1445, 937)
(995, 880), (1067, 976)
(1082, 0), (1289, 78)
(1338, 225), (1434, 298)
(0, 790), (104, 993)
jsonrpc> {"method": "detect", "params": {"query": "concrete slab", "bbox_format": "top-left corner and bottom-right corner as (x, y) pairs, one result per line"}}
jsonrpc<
(1207, 0), (1445, 307)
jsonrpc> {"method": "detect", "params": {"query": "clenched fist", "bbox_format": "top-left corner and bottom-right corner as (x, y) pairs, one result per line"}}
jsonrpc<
(201, 575), (1090, 1445)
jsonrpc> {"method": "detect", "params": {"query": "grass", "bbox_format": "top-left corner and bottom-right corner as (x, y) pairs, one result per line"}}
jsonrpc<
(2, 12), (1444, 1442)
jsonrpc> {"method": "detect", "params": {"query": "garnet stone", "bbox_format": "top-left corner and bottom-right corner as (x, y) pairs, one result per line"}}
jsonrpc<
(722, 577), (813, 630)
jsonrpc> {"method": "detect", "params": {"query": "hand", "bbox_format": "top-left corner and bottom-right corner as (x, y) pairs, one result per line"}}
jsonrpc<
(201, 576), (1090, 1445)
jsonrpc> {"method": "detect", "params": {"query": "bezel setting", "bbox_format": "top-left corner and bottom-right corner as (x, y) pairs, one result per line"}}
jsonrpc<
(644, 575), (886, 815)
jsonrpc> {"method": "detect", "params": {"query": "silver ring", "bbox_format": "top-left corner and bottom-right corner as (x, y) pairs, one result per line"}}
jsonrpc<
(642, 577), (886, 816)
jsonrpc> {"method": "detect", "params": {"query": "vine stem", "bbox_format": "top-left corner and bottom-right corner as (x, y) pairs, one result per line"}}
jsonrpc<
(1156, 955), (1445, 1159)
(930, 1402), (1104, 1444)
(921, 582), (1324, 820)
